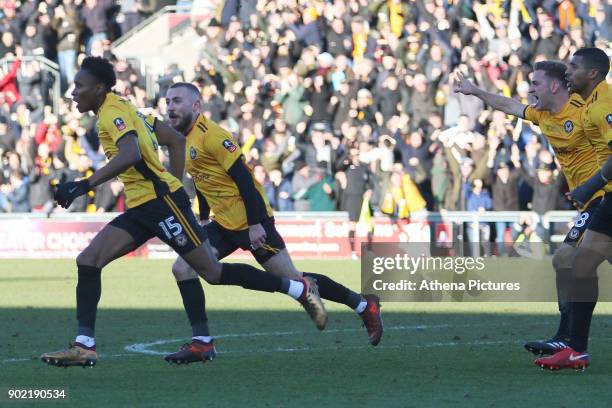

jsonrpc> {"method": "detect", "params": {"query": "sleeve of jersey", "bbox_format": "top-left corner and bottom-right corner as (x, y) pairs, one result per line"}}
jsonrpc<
(594, 105), (612, 147)
(523, 106), (541, 125)
(208, 133), (243, 171)
(99, 105), (137, 145)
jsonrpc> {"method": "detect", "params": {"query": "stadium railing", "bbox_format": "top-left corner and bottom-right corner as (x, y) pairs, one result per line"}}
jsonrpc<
(0, 55), (61, 114)
(0, 211), (577, 258)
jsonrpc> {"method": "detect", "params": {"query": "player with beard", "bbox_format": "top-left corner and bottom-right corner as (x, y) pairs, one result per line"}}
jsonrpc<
(161, 82), (383, 364)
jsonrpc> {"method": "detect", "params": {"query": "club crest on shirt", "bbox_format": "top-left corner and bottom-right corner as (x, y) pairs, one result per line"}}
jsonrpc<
(563, 120), (573, 133)
(568, 228), (579, 240)
(606, 113), (612, 128)
(190, 146), (197, 160)
(175, 234), (188, 247)
(223, 139), (237, 153)
(113, 117), (126, 131)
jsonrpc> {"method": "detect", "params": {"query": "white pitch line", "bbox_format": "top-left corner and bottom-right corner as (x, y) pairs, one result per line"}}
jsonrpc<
(8, 320), (609, 364)
(1, 358), (31, 363)
(0, 323), (508, 363)
(123, 322), (520, 356)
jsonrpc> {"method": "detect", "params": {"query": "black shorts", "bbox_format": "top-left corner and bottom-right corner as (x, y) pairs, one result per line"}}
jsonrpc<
(205, 217), (286, 264)
(109, 188), (206, 255)
(563, 197), (601, 246)
(343, 194), (365, 222)
(586, 192), (612, 238)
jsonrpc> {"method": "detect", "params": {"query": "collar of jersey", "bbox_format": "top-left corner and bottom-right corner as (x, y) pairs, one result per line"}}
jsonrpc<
(186, 113), (205, 138)
(96, 92), (117, 118)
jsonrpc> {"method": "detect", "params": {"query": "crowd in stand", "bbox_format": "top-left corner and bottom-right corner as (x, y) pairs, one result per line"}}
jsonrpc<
(1, 0), (611, 229)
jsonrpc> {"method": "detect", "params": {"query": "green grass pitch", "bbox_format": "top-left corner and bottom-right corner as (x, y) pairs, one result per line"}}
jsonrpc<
(1, 259), (612, 407)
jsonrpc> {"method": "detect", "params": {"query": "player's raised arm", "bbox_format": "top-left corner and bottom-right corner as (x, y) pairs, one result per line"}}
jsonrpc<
(453, 71), (527, 118)
(55, 133), (142, 208)
(154, 119), (186, 179)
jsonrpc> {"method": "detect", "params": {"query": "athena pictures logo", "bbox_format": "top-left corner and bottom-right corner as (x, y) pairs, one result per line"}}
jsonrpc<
(563, 120), (573, 133)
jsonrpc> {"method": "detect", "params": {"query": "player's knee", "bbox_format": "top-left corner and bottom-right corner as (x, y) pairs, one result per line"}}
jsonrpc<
(552, 248), (573, 272)
(171, 261), (198, 282)
(76, 249), (99, 269)
(263, 252), (301, 279)
(192, 259), (222, 285)
(571, 248), (603, 278)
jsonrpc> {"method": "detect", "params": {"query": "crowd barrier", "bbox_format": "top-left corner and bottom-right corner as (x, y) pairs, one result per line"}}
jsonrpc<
(0, 211), (578, 259)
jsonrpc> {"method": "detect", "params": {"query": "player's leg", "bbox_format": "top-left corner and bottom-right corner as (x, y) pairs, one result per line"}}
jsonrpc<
(161, 191), (326, 329)
(524, 200), (599, 356)
(171, 221), (230, 340)
(179, 241), (326, 330)
(262, 249), (383, 345)
(41, 215), (144, 367)
(535, 197), (612, 370)
(252, 218), (382, 345)
(164, 223), (234, 364)
(568, 230), (607, 348)
(534, 235), (603, 371)
(523, 244), (574, 356)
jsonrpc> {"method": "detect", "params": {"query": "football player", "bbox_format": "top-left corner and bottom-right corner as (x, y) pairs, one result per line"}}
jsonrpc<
(535, 47), (612, 370)
(40, 57), (327, 368)
(454, 61), (605, 369)
(162, 82), (383, 364)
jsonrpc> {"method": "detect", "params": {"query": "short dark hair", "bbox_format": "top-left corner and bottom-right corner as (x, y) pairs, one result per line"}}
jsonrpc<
(81, 56), (116, 90)
(168, 82), (201, 100)
(574, 47), (610, 80)
(533, 61), (568, 87)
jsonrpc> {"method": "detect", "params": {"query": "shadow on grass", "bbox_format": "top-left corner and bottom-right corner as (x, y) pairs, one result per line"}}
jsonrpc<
(2, 309), (612, 408)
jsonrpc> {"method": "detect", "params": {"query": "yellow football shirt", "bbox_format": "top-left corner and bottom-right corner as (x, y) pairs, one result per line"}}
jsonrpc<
(582, 81), (612, 192)
(185, 114), (273, 231)
(97, 93), (182, 208)
(523, 93), (604, 206)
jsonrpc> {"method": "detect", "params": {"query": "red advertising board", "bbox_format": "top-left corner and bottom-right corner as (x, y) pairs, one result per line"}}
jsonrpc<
(0, 217), (430, 259)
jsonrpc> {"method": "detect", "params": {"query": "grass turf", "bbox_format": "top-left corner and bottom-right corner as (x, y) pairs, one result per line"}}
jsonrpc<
(1, 259), (612, 407)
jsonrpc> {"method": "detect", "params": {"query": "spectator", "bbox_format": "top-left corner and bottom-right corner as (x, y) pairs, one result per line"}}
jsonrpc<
(4, 170), (30, 212)
(267, 168), (293, 212)
(466, 178), (493, 253)
(303, 163), (336, 211)
(0, 0), (608, 218)
(52, 1), (81, 90)
(0, 48), (21, 106)
(81, 0), (116, 54)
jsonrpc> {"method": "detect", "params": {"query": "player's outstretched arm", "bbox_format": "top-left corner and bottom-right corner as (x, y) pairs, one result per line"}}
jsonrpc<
(453, 72), (527, 118)
(54, 133), (141, 208)
(155, 119), (186, 179)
